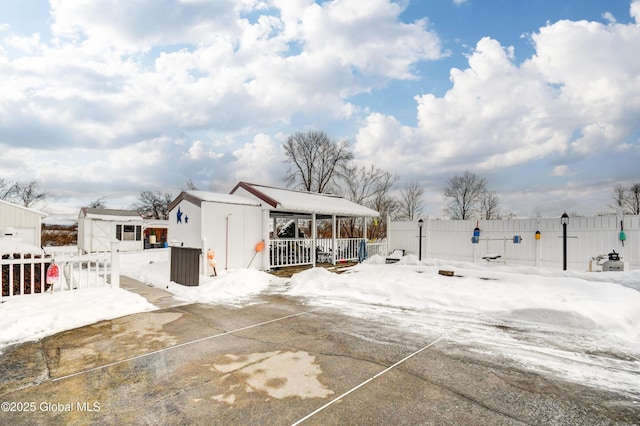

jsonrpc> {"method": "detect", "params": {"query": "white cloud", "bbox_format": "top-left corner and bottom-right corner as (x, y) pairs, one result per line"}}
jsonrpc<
(354, 12), (640, 216)
(631, 0), (640, 23)
(356, 37), (571, 174)
(551, 165), (569, 176)
(602, 12), (617, 24)
(187, 140), (224, 160)
(295, 0), (444, 78)
(1, 0), (442, 157)
(231, 133), (284, 185)
(49, 0), (239, 53)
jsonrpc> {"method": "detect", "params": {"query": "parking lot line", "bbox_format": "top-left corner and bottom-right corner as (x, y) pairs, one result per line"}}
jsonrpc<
(291, 336), (444, 426)
(51, 307), (322, 383)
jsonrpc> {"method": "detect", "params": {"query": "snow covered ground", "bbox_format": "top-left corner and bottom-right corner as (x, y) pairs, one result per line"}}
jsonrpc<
(2, 248), (639, 397)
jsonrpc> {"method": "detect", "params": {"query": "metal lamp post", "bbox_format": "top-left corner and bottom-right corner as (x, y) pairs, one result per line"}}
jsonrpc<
(418, 218), (424, 261)
(561, 212), (569, 270)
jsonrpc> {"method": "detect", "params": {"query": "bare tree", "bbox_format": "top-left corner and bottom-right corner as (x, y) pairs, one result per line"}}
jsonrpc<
(184, 179), (198, 191)
(1, 178), (47, 207)
(480, 190), (500, 219)
(13, 180), (47, 208)
(134, 191), (173, 219)
(0, 178), (17, 200)
(628, 184), (640, 215)
(612, 184), (627, 211)
(443, 171), (488, 220)
(87, 197), (107, 209)
(398, 181), (424, 221)
(283, 130), (353, 193)
(612, 183), (640, 215)
(338, 164), (398, 237)
(368, 192), (398, 239)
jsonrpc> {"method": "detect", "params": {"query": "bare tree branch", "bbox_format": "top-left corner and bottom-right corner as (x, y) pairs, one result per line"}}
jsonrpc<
(283, 130), (353, 193)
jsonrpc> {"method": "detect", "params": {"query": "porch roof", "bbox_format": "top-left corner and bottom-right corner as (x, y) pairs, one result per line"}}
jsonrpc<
(230, 182), (380, 219)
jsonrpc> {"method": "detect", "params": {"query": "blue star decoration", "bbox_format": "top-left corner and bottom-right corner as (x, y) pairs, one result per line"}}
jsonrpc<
(176, 207), (183, 224)
(185, 214), (189, 224)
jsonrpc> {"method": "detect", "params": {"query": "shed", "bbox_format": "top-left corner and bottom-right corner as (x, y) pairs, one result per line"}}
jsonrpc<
(168, 182), (381, 280)
(168, 191), (264, 273)
(78, 208), (144, 253)
(0, 200), (48, 247)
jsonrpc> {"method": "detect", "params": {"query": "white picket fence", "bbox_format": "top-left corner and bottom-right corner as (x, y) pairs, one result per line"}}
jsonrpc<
(389, 215), (640, 271)
(1, 242), (120, 299)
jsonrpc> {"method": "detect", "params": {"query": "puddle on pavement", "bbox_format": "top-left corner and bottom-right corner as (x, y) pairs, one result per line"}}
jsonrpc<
(206, 351), (334, 403)
(52, 312), (182, 375)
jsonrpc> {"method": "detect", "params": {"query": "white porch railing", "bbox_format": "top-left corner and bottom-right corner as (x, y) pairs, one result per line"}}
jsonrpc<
(269, 239), (314, 268)
(1, 244), (120, 299)
(269, 238), (388, 268)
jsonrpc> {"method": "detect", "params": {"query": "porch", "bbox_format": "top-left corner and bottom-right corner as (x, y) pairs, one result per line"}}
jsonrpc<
(268, 237), (388, 269)
(229, 182), (386, 271)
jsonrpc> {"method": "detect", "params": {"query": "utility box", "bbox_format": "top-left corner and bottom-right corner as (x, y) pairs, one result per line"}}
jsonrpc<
(170, 246), (201, 286)
(602, 250), (624, 272)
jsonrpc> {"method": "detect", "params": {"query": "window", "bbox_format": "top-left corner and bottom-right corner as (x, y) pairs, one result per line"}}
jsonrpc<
(116, 224), (142, 241)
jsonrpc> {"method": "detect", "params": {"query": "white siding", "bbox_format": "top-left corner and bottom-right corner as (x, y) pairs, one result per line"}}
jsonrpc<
(201, 202), (264, 271)
(0, 201), (45, 247)
(168, 199), (202, 249)
(169, 198), (265, 273)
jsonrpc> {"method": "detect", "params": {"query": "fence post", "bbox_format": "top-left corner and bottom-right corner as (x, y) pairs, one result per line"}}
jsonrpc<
(111, 241), (120, 289)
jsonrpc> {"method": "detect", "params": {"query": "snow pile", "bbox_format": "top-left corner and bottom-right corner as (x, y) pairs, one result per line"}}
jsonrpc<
(167, 269), (277, 305)
(0, 288), (156, 348)
(288, 262), (640, 344)
(0, 236), (44, 256)
(120, 249), (279, 305)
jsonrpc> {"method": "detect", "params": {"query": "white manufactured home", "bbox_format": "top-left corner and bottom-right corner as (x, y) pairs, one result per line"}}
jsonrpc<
(168, 182), (382, 279)
(78, 208), (144, 253)
(0, 199), (47, 247)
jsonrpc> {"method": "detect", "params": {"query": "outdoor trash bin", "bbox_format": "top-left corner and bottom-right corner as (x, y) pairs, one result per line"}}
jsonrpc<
(170, 246), (201, 286)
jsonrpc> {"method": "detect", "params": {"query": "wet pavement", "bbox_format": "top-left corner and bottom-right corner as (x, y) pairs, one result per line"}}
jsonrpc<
(0, 277), (638, 425)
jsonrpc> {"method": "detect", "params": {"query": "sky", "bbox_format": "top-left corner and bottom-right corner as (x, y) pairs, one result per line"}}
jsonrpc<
(1, 0), (639, 218)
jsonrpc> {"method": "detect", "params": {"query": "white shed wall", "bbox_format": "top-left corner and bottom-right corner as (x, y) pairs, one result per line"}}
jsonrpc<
(0, 201), (44, 247)
(78, 217), (144, 253)
(169, 199), (266, 274)
(201, 202), (265, 271)
(168, 199), (202, 249)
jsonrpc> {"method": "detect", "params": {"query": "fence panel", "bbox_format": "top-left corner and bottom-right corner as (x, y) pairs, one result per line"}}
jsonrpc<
(1, 249), (117, 299)
(1, 253), (49, 297)
(389, 215), (639, 271)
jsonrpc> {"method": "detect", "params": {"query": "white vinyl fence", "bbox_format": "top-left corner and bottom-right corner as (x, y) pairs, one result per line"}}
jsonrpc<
(389, 215), (639, 271)
(1, 242), (120, 299)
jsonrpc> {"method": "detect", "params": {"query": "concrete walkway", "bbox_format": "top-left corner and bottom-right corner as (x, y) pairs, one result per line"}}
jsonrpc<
(119, 275), (186, 309)
(0, 277), (637, 425)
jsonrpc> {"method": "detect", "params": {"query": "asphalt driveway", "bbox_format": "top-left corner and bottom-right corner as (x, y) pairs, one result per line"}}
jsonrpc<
(0, 278), (638, 425)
